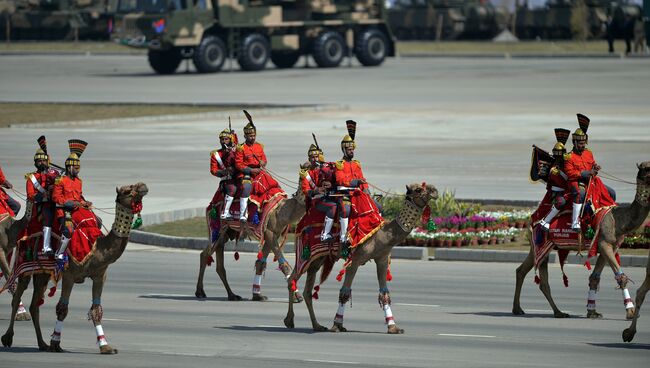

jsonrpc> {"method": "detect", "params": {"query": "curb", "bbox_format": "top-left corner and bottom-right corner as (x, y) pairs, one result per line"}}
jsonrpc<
(8, 104), (348, 129)
(398, 52), (648, 59)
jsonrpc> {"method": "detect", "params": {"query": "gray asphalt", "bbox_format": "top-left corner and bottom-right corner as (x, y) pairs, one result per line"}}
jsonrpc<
(1, 245), (648, 367)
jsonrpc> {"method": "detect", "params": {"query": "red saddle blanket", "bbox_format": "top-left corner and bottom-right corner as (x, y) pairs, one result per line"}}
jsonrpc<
(0, 242), (60, 297)
(207, 190), (288, 249)
(0, 190), (15, 218)
(294, 207), (342, 279)
(66, 208), (103, 265)
(346, 189), (385, 249)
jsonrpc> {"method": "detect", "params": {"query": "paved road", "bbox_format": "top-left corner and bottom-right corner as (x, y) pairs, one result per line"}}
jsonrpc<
(1, 246), (648, 367)
(0, 56), (648, 218)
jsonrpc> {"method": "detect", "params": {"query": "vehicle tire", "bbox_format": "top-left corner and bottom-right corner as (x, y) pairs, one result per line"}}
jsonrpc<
(193, 35), (227, 73)
(238, 33), (270, 71)
(355, 29), (389, 67)
(270, 51), (301, 69)
(312, 31), (345, 68)
(148, 48), (182, 75)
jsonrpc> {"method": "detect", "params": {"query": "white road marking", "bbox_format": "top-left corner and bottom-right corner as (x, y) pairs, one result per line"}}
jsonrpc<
(305, 359), (359, 365)
(527, 309), (574, 313)
(102, 318), (133, 322)
(258, 325), (284, 328)
(396, 303), (440, 307)
(438, 333), (496, 338)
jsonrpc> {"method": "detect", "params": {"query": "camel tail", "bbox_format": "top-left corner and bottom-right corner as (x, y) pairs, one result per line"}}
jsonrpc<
(320, 257), (336, 285)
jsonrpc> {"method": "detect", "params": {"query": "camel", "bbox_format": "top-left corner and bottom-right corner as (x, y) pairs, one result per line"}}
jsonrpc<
(195, 183), (306, 302)
(0, 204), (32, 321)
(1, 182), (148, 354)
(622, 247), (650, 342)
(284, 182), (438, 333)
(513, 162), (650, 319)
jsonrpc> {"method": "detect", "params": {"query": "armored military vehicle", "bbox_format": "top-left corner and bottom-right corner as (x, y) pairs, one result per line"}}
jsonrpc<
(111, 0), (395, 74)
(0, 0), (111, 40)
(386, 0), (508, 40)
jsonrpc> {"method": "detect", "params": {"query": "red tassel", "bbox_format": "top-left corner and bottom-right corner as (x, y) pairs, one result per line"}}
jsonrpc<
(584, 260), (591, 270)
(615, 253), (621, 266)
(48, 286), (57, 297)
(257, 251), (264, 261)
(386, 268), (393, 282)
(534, 275), (541, 285)
(336, 269), (345, 282)
(563, 273), (569, 287)
(38, 298), (44, 306)
(290, 280), (297, 292)
(206, 255), (214, 266)
(0, 272), (3, 278)
(234, 251), (240, 261)
(312, 285), (320, 300)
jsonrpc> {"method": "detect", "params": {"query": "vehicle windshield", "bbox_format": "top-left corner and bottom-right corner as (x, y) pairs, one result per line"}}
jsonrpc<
(116, 0), (187, 13)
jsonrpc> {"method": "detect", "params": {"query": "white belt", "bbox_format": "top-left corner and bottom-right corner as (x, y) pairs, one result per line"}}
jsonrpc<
(337, 186), (356, 191)
(213, 152), (225, 170)
(551, 186), (565, 192)
(29, 174), (46, 194)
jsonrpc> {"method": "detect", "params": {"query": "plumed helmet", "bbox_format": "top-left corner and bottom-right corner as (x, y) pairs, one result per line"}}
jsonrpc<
(65, 139), (87, 167)
(553, 128), (570, 157)
(243, 110), (256, 135)
(572, 113), (590, 142)
(341, 120), (357, 151)
(34, 135), (49, 162)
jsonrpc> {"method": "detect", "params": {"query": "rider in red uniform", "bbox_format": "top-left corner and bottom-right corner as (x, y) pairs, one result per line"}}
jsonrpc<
(211, 127), (238, 219)
(538, 129), (571, 230)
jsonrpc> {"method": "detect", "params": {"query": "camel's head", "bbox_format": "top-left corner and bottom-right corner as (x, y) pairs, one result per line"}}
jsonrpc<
(405, 182), (438, 208)
(115, 182), (149, 213)
(636, 161), (650, 184)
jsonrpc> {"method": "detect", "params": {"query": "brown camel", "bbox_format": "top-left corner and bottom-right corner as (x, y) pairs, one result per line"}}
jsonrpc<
(0, 205), (32, 321)
(622, 247), (650, 342)
(195, 183), (306, 301)
(1, 182), (148, 354)
(513, 162), (650, 319)
(284, 183), (438, 333)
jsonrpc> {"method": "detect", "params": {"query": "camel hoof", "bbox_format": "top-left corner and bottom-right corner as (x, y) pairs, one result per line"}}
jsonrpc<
(622, 328), (636, 342)
(252, 294), (268, 302)
(329, 322), (347, 333)
(292, 292), (303, 304)
(387, 325), (405, 334)
(48, 341), (64, 352)
(228, 294), (243, 301)
(313, 325), (328, 332)
(15, 312), (31, 321)
(100, 345), (118, 354)
(554, 311), (570, 318)
(586, 310), (603, 319)
(283, 317), (294, 329)
(512, 306), (525, 316)
(1, 333), (13, 347)
(195, 289), (207, 299)
(625, 308), (636, 320)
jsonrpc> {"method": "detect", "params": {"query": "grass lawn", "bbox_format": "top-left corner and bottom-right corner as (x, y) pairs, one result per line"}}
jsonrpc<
(0, 102), (271, 127)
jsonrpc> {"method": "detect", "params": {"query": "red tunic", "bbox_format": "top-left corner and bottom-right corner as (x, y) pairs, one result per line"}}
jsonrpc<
(25, 169), (58, 201)
(235, 142), (267, 177)
(564, 149), (595, 184)
(0, 165), (6, 185)
(334, 159), (368, 192)
(0, 166), (8, 203)
(210, 148), (236, 178)
(52, 175), (85, 218)
(300, 167), (320, 196)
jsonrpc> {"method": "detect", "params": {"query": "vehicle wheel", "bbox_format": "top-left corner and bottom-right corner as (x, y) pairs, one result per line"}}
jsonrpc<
(312, 31), (345, 68)
(270, 51), (301, 69)
(193, 35), (226, 73)
(355, 29), (389, 67)
(238, 33), (270, 71)
(148, 48), (182, 75)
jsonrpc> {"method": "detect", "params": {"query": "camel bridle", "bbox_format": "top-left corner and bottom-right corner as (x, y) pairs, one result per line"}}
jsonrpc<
(111, 189), (140, 238)
(396, 191), (430, 233)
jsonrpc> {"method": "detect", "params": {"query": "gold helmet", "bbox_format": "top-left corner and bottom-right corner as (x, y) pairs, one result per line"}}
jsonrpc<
(65, 139), (87, 167)
(34, 135), (49, 162)
(341, 120), (357, 151)
(309, 133), (324, 162)
(553, 128), (570, 157)
(572, 113), (590, 142)
(243, 110), (256, 135)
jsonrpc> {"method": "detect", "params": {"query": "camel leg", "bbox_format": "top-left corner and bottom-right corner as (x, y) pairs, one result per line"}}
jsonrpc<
(375, 257), (403, 334)
(30, 274), (50, 351)
(599, 239), (636, 319)
(195, 242), (214, 299)
(623, 253), (650, 342)
(330, 262), (359, 332)
(304, 259), (327, 331)
(88, 272), (117, 355)
(513, 245), (535, 315)
(48, 274), (74, 352)
(0, 248), (31, 321)
(267, 235), (302, 303)
(213, 235), (241, 301)
(586, 255), (606, 319)
(1, 275), (30, 348)
(283, 268), (298, 329)
(252, 256), (268, 301)
(538, 258), (569, 318)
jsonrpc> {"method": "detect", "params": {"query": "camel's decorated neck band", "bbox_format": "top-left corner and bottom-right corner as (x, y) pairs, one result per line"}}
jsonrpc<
(396, 198), (425, 233)
(635, 182), (650, 207)
(111, 201), (135, 238)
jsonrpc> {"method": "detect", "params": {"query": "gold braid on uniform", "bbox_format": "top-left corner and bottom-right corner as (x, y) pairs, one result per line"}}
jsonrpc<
(111, 201), (135, 238)
(396, 199), (424, 233)
(635, 181), (650, 207)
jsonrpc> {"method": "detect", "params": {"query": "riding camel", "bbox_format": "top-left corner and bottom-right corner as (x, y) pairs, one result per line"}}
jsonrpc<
(195, 180), (306, 302)
(1, 182), (148, 354)
(284, 182), (438, 334)
(622, 246), (650, 342)
(1, 204), (31, 321)
(513, 162), (650, 318)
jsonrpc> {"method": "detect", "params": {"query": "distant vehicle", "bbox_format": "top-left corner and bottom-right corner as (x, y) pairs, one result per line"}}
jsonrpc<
(386, 0), (509, 40)
(0, 0), (112, 40)
(111, 0), (396, 74)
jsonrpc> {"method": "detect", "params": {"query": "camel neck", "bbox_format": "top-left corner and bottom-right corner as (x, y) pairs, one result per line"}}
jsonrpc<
(615, 182), (650, 235)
